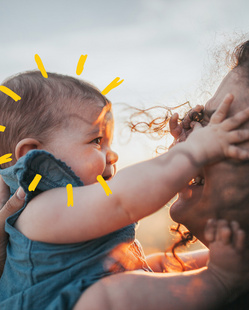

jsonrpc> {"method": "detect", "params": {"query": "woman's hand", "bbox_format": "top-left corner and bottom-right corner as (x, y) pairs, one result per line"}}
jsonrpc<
(0, 177), (25, 276)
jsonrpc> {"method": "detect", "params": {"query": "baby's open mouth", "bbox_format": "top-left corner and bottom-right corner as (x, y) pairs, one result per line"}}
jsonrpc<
(103, 175), (112, 181)
(189, 176), (205, 186)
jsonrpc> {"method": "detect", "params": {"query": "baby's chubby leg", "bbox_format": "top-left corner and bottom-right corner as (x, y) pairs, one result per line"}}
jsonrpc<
(205, 219), (249, 302)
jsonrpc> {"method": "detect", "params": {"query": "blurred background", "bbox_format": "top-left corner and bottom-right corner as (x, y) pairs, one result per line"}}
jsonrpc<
(1, 0), (249, 254)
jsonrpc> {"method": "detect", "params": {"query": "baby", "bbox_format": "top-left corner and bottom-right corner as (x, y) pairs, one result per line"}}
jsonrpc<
(0, 71), (249, 310)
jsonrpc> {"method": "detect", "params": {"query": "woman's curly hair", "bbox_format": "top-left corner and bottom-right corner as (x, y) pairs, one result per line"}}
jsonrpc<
(128, 102), (191, 136)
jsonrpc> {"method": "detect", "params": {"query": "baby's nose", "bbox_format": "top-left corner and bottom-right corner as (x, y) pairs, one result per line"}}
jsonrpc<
(106, 149), (118, 165)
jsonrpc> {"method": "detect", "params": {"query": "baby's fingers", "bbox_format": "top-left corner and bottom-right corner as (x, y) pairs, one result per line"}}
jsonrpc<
(190, 121), (203, 131)
(225, 145), (249, 160)
(228, 129), (249, 144)
(222, 107), (249, 131)
(169, 113), (182, 139)
(210, 94), (234, 124)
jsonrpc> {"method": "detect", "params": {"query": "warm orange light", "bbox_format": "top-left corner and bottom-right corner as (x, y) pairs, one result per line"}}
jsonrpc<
(104, 242), (145, 272)
(93, 102), (112, 125)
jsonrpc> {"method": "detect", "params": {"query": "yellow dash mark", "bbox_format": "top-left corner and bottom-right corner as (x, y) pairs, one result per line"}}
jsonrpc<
(101, 77), (124, 96)
(66, 184), (74, 207)
(97, 175), (112, 196)
(28, 174), (42, 191)
(76, 55), (88, 75)
(0, 86), (21, 102)
(0, 153), (12, 165)
(0, 126), (6, 132)
(34, 54), (48, 78)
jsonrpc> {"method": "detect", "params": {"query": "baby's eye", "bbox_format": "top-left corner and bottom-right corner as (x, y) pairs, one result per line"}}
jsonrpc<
(91, 137), (103, 145)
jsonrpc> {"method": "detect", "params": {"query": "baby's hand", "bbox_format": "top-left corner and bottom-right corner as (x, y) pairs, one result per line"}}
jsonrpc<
(184, 94), (249, 166)
(169, 104), (204, 145)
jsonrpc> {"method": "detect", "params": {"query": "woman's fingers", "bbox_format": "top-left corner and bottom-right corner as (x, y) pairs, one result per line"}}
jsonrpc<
(0, 176), (10, 209)
(231, 221), (245, 253)
(209, 94), (234, 124)
(0, 187), (25, 276)
(0, 187), (25, 231)
(204, 219), (217, 243)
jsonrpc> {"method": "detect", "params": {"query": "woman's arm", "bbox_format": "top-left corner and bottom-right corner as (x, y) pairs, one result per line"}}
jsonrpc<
(74, 269), (225, 310)
(15, 94), (249, 243)
(73, 220), (249, 310)
(146, 249), (209, 272)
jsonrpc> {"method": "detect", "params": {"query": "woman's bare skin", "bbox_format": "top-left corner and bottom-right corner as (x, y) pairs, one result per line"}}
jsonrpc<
(73, 219), (249, 310)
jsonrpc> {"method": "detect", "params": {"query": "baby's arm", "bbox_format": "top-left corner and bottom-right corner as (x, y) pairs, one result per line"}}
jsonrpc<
(16, 94), (249, 243)
(73, 220), (249, 310)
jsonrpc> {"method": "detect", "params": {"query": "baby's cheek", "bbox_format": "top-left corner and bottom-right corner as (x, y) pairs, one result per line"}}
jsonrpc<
(90, 151), (106, 173)
(97, 158), (106, 174)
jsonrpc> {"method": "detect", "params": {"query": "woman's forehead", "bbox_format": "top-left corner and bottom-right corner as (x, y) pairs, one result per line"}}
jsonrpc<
(204, 70), (242, 113)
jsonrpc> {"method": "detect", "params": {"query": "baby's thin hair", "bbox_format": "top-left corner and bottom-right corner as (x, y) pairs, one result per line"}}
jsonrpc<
(0, 71), (109, 167)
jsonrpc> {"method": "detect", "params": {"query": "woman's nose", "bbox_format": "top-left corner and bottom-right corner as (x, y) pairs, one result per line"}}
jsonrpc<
(106, 149), (118, 165)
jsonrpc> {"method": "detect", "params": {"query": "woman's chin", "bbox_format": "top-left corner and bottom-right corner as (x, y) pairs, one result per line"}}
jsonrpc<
(169, 184), (204, 223)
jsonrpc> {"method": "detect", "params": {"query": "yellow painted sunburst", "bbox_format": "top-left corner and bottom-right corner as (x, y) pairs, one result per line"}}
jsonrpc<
(0, 54), (123, 203)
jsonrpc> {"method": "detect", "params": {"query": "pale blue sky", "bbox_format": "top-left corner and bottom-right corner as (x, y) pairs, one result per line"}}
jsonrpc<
(1, 0), (249, 168)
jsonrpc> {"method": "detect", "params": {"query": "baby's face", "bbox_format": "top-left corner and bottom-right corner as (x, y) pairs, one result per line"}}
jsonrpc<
(43, 101), (118, 185)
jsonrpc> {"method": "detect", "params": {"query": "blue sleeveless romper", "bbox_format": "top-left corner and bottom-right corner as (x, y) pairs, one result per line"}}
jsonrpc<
(0, 150), (152, 309)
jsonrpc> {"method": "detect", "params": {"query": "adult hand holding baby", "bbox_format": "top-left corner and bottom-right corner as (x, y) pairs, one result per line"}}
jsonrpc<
(0, 177), (25, 276)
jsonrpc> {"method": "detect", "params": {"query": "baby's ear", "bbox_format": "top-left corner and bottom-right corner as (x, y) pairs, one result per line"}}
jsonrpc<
(15, 138), (42, 160)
